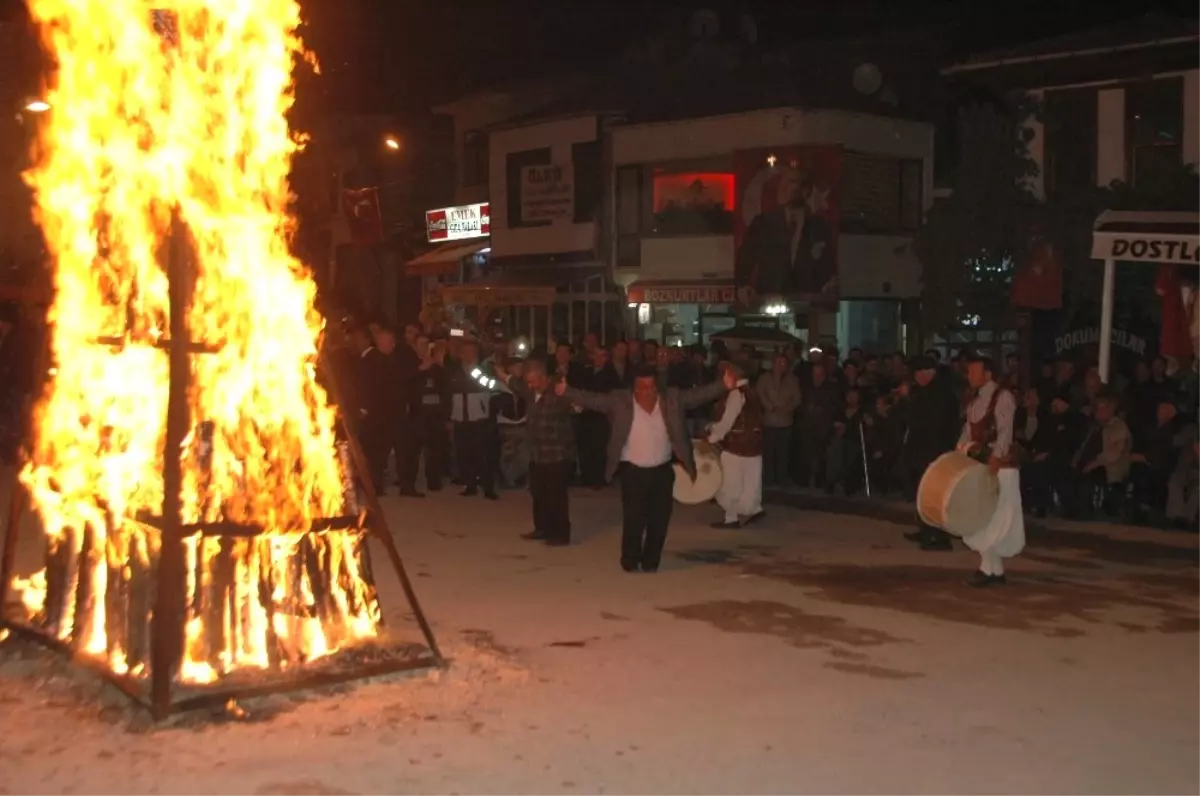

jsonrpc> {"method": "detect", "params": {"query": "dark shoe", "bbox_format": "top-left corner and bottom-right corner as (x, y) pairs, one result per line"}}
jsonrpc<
(620, 560), (640, 573)
(544, 538), (570, 547)
(920, 538), (953, 552)
(903, 530), (923, 542)
(483, 490), (500, 501)
(427, 483), (443, 492)
(521, 530), (549, 541)
(400, 488), (426, 498)
(965, 571), (1006, 588)
(710, 519), (741, 529)
(744, 511), (766, 525)
(460, 487), (478, 497)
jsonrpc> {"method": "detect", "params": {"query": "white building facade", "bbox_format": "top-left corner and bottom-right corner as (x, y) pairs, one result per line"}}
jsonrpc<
(609, 107), (934, 351)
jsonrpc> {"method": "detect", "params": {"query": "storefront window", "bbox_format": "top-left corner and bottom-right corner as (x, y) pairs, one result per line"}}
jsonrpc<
(648, 170), (736, 236)
(1126, 77), (1183, 188)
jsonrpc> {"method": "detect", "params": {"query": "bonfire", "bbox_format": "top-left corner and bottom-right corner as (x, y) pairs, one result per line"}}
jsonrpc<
(1, 0), (439, 715)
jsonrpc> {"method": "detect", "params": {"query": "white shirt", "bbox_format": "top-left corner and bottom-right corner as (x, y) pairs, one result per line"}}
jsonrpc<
(622, 399), (672, 467)
(707, 388), (745, 444)
(958, 380), (1016, 459)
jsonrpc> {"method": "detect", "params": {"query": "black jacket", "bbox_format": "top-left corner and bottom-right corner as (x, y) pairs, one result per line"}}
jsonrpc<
(903, 376), (960, 464)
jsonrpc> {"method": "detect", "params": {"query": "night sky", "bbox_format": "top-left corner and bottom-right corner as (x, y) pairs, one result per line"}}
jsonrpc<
(299, 0), (1199, 114)
(2, 0), (1196, 114)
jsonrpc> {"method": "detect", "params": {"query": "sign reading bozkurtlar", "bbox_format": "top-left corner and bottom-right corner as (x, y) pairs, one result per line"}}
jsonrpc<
(520, 163), (574, 223)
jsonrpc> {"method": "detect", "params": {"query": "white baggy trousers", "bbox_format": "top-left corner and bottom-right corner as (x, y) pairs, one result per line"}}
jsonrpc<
(963, 468), (1026, 575)
(717, 451), (763, 523)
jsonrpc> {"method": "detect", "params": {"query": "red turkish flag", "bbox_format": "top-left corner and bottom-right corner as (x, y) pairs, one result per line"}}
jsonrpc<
(342, 187), (383, 246)
(1011, 240), (1063, 309)
(1155, 264), (1194, 360)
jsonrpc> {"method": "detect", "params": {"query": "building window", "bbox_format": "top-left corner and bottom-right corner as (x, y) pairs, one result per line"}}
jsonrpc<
(646, 165), (736, 236)
(840, 152), (922, 234)
(616, 165), (641, 268)
(462, 131), (489, 187)
(1126, 77), (1183, 188)
(1043, 87), (1098, 196)
(505, 147), (552, 228)
(572, 140), (602, 223)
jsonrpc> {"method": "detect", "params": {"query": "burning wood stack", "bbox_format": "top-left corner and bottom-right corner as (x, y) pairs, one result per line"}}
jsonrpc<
(0, 1), (440, 716)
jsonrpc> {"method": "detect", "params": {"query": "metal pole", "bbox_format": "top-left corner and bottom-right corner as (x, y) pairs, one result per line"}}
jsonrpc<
(316, 347), (443, 664)
(858, 420), (871, 498)
(149, 210), (191, 718)
(1098, 257), (1116, 384)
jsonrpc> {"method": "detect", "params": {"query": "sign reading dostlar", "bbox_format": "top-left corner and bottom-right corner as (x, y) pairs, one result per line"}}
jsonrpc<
(1091, 234), (1200, 264)
(520, 163), (574, 223)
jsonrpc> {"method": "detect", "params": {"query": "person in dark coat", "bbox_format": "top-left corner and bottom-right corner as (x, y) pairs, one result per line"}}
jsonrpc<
(498, 358), (577, 545)
(413, 334), (450, 491)
(578, 346), (622, 487)
(793, 362), (842, 487)
(735, 166), (835, 297)
(901, 357), (962, 550)
(1022, 390), (1084, 517)
(347, 324), (392, 494)
(374, 326), (424, 498)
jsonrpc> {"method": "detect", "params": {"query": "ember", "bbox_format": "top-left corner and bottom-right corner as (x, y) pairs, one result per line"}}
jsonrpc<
(0, 0), (440, 714)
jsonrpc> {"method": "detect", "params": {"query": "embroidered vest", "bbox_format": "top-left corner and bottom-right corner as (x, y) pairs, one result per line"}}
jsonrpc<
(967, 386), (1016, 467)
(716, 386), (764, 457)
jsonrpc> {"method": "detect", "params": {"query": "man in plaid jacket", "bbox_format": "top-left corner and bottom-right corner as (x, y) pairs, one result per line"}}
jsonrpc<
(498, 358), (576, 546)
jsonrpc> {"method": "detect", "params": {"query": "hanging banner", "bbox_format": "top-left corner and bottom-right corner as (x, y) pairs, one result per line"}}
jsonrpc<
(342, 187), (383, 246)
(520, 163), (574, 223)
(733, 146), (842, 308)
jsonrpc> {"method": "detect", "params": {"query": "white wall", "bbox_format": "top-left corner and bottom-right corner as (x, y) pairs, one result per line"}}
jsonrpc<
(613, 108), (933, 174)
(636, 237), (736, 280)
(837, 235), (921, 298)
(435, 76), (596, 207)
(489, 114), (598, 258)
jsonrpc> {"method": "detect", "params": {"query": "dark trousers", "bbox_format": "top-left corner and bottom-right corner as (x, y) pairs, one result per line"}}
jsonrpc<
(619, 462), (675, 571)
(794, 426), (830, 487)
(579, 413), (610, 486)
(359, 418), (390, 492)
(417, 409), (449, 489)
(530, 461), (571, 541)
(392, 415), (420, 490)
(906, 451), (950, 545)
(454, 419), (495, 493)
(763, 426), (792, 487)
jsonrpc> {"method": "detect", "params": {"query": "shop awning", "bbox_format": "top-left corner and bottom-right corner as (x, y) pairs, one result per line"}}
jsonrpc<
(625, 280), (736, 305)
(405, 240), (490, 277)
(439, 264), (602, 307)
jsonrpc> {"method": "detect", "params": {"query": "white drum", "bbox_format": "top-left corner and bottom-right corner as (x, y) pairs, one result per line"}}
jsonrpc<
(917, 451), (1000, 537)
(674, 445), (723, 505)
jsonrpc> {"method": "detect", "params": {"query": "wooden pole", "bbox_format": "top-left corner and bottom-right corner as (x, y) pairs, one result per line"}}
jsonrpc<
(149, 209), (191, 717)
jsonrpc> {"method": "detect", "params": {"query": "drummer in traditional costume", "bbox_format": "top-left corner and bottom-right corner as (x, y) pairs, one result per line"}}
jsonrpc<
(958, 355), (1026, 587)
(707, 363), (765, 528)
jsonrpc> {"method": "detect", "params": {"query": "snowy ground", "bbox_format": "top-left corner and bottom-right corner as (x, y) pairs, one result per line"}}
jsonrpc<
(1, 480), (1197, 795)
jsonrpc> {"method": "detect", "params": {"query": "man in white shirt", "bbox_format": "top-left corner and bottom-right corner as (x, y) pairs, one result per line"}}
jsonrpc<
(958, 355), (1026, 587)
(560, 364), (735, 572)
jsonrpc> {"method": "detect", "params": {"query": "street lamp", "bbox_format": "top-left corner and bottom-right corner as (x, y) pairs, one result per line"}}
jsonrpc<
(383, 135), (400, 151)
(23, 100), (51, 113)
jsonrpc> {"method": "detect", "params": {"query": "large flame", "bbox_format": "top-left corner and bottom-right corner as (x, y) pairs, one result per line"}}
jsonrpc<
(13, 0), (379, 682)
